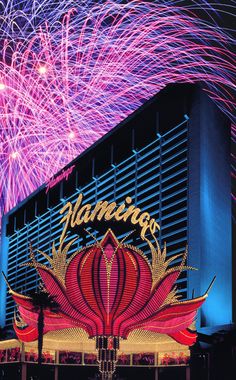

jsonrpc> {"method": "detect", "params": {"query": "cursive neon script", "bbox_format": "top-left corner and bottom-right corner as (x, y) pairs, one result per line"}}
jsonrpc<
(46, 165), (75, 194)
(59, 193), (160, 243)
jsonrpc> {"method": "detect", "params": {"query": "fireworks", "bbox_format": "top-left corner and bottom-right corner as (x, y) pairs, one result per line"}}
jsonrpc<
(0, 1), (235, 219)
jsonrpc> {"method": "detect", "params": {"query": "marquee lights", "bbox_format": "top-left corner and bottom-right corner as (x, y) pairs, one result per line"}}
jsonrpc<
(7, 194), (214, 379)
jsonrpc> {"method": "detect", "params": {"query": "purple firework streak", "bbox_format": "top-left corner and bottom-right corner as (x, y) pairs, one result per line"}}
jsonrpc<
(0, 1), (235, 220)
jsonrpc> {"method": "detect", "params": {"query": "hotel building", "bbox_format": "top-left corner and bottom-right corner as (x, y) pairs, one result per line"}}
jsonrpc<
(0, 83), (234, 380)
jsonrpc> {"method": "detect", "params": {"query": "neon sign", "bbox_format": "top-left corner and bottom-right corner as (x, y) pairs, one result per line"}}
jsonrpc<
(45, 165), (75, 194)
(6, 193), (214, 380)
(59, 193), (160, 242)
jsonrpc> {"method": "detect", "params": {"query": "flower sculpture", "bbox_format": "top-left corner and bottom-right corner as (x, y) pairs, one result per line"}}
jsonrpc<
(10, 229), (210, 378)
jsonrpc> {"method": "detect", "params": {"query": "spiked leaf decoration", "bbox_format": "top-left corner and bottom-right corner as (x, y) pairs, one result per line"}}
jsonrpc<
(21, 237), (79, 284)
(146, 237), (195, 293)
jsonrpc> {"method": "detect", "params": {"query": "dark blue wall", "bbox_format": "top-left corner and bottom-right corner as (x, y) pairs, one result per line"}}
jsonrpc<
(0, 215), (9, 327)
(188, 87), (232, 329)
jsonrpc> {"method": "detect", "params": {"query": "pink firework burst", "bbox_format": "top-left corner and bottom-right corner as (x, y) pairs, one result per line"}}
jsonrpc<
(0, 1), (235, 219)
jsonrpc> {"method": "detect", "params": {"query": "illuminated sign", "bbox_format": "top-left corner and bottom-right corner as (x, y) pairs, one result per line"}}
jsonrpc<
(45, 165), (75, 194)
(7, 194), (213, 379)
(59, 193), (160, 242)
